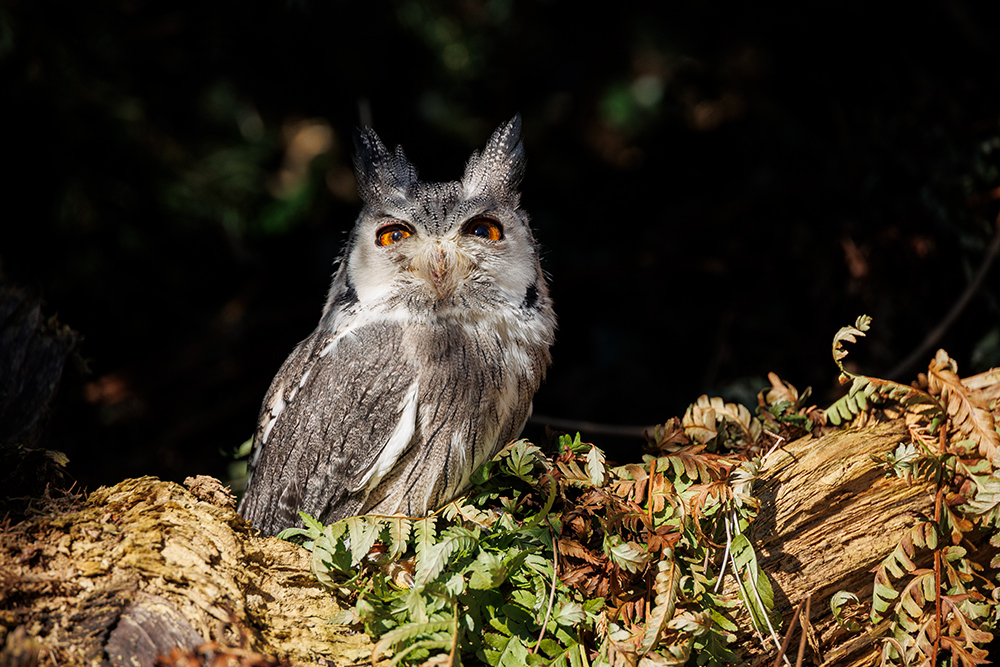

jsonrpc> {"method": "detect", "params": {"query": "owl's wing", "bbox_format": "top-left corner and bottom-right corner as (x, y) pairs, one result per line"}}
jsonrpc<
(239, 322), (418, 536)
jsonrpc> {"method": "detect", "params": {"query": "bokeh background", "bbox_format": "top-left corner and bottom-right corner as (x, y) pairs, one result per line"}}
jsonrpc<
(2, 1), (999, 491)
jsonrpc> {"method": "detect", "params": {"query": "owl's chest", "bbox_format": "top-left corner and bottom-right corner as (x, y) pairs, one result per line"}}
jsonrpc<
(403, 318), (507, 374)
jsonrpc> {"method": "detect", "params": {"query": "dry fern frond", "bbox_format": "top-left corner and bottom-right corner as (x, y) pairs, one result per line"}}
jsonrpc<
(927, 350), (1000, 465)
(683, 395), (763, 450)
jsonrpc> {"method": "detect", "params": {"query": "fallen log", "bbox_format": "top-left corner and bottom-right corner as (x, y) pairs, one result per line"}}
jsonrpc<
(0, 475), (372, 666)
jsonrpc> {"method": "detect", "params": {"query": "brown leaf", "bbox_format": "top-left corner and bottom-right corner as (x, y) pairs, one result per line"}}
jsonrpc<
(928, 351), (1000, 464)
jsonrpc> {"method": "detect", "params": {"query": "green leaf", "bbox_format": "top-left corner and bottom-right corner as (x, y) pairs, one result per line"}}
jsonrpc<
(384, 516), (413, 560)
(509, 589), (538, 612)
(557, 432), (588, 454)
(607, 540), (649, 573)
(871, 580), (900, 622)
(372, 618), (453, 660)
(444, 571), (466, 598)
(552, 601), (585, 627)
(830, 591), (863, 631)
(468, 550), (504, 590)
(730, 532), (775, 629)
(347, 516), (381, 566)
(416, 527), (478, 587)
(415, 515), (439, 562)
(494, 633), (531, 667)
(504, 440), (543, 482)
(470, 460), (495, 486)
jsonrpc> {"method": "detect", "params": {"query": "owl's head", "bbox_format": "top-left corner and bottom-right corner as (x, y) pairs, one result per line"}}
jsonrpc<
(323, 116), (549, 326)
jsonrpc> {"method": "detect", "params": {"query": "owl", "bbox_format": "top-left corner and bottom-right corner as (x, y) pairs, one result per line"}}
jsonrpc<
(238, 116), (556, 536)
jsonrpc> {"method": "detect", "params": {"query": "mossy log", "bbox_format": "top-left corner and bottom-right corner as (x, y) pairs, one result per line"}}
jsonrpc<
(0, 419), (992, 667)
(0, 475), (372, 666)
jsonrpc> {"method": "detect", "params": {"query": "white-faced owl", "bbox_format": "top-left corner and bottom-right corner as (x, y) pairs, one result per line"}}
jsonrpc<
(238, 116), (556, 536)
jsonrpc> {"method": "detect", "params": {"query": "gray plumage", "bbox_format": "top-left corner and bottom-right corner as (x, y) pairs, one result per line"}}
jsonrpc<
(238, 116), (556, 536)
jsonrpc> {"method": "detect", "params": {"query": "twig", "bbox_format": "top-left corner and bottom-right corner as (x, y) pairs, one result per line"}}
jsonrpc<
(932, 420), (949, 665)
(534, 528), (559, 653)
(713, 510), (734, 593)
(770, 593), (812, 667)
(730, 516), (788, 664)
(449, 603), (460, 664)
(771, 597), (805, 667)
(796, 594), (811, 667)
(888, 210), (1000, 380)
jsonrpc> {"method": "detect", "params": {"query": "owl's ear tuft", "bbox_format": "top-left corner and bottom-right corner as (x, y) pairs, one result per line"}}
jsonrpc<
(353, 127), (418, 204)
(462, 115), (525, 202)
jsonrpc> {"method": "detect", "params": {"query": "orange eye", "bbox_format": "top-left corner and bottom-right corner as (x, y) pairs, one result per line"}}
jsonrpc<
(376, 224), (413, 247)
(464, 218), (504, 242)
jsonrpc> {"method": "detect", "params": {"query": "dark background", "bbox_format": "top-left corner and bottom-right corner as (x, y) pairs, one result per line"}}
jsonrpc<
(2, 1), (999, 491)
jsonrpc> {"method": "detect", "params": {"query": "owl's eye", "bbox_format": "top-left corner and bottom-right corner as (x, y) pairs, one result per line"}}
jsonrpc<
(463, 218), (504, 242)
(376, 224), (413, 247)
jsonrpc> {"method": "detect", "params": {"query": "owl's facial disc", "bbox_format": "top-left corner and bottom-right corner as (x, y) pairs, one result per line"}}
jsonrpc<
(409, 239), (473, 299)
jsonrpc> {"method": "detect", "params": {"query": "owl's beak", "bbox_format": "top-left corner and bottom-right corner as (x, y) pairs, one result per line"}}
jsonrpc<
(411, 242), (472, 299)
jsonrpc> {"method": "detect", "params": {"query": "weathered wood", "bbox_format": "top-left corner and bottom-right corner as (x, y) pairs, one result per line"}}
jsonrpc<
(733, 419), (988, 667)
(0, 476), (372, 666)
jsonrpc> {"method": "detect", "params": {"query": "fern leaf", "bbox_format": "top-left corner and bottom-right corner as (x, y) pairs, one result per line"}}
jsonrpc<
(825, 376), (872, 425)
(639, 552), (680, 655)
(896, 569), (934, 621)
(554, 458), (590, 486)
(415, 515), (438, 564)
(586, 445), (610, 487)
(831, 314), (872, 372)
(761, 371), (803, 409)
(714, 400), (763, 446)
(372, 619), (454, 661)
(871, 570), (900, 623)
(938, 637), (990, 667)
(374, 625), (455, 667)
(928, 350), (1000, 464)
(416, 528), (478, 587)
(871, 522), (937, 623)
(961, 472), (1000, 527)
(682, 395), (763, 448)
(311, 523), (347, 588)
(607, 540), (649, 574)
(682, 396), (718, 443)
(942, 595), (994, 647)
(830, 591), (863, 631)
(504, 439), (544, 482)
(346, 516), (382, 566)
(386, 516), (413, 561)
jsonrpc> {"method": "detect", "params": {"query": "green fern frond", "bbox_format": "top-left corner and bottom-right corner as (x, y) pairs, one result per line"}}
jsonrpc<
(415, 527), (479, 587)
(385, 516), (413, 561)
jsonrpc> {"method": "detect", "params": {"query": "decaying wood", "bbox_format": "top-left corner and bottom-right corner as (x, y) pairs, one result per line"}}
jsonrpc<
(0, 476), (372, 666)
(741, 420), (937, 666)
